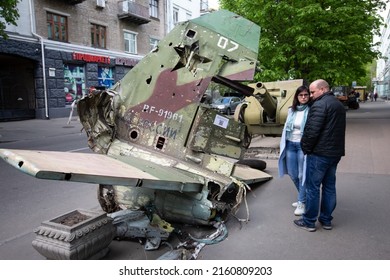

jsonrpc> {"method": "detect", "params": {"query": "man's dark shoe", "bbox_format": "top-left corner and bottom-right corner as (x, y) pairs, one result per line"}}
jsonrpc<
(319, 220), (333, 230)
(294, 219), (316, 232)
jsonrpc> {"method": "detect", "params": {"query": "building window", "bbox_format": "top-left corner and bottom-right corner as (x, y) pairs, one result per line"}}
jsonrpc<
(98, 67), (114, 88)
(200, 0), (208, 11)
(124, 31), (137, 54)
(173, 8), (179, 25)
(91, 24), (106, 48)
(149, 37), (159, 50)
(149, 0), (158, 18)
(64, 64), (85, 106)
(47, 12), (68, 42)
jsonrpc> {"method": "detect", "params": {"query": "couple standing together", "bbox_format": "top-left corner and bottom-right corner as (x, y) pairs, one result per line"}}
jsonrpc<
(278, 79), (346, 232)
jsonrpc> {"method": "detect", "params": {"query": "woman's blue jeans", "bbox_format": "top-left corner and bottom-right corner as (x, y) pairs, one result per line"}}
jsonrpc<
(302, 154), (341, 227)
(285, 140), (305, 203)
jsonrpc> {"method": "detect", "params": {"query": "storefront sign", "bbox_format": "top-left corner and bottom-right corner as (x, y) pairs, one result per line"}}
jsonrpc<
(73, 52), (110, 64)
(115, 57), (139, 66)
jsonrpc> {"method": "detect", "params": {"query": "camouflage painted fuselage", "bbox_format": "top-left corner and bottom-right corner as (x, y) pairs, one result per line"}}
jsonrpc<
(76, 10), (266, 225)
(80, 10), (259, 160)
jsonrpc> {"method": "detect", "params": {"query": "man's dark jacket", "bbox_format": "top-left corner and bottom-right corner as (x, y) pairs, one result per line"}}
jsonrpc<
(301, 91), (346, 157)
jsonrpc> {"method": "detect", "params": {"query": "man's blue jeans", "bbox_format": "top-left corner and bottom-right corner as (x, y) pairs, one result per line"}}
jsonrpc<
(285, 140), (305, 203)
(303, 154), (341, 227)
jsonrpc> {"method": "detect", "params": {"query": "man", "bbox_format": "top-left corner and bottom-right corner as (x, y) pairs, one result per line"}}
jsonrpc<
(294, 79), (346, 232)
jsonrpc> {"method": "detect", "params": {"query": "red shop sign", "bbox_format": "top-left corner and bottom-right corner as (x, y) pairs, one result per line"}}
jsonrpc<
(72, 52), (110, 64)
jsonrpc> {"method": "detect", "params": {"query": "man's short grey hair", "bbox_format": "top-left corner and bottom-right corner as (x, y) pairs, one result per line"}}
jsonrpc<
(312, 79), (329, 91)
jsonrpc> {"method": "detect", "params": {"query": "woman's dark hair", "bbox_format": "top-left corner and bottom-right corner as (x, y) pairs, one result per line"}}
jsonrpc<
(291, 85), (309, 111)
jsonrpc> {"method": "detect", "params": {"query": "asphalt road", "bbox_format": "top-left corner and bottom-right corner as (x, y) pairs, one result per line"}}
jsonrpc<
(0, 100), (389, 261)
(0, 119), (99, 260)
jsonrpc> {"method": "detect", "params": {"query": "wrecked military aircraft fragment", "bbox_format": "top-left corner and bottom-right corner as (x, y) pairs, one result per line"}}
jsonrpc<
(109, 209), (174, 251)
(76, 9), (272, 226)
(0, 10), (273, 251)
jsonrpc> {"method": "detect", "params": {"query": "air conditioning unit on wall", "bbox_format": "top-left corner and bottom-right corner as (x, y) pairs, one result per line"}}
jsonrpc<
(96, 0), (105, 8)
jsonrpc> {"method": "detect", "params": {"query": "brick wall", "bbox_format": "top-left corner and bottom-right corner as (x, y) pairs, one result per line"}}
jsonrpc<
(34, 0), (166, 55)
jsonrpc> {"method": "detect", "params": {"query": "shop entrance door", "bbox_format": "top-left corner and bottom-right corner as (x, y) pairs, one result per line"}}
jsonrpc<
(0, 55), (36, 121)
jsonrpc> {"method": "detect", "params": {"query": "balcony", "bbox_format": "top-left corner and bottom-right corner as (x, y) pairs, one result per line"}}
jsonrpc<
(63, 0), (86, 4)
(118, 1), (151, 25)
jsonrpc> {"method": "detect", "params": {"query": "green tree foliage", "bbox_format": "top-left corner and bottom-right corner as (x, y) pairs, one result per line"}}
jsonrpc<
(358, 60), (377, 91)
(220, 0), (387, 86)
(0, 0), (20, 39)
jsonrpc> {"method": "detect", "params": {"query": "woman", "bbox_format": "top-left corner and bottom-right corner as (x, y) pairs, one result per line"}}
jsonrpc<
(278, 85), (310, 216)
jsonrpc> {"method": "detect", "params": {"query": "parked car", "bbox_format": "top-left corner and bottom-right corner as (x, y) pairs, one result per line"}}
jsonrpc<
(210, 96), (242, 115)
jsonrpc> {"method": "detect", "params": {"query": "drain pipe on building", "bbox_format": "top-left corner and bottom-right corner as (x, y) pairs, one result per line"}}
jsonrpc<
(29, 0), (49, 119)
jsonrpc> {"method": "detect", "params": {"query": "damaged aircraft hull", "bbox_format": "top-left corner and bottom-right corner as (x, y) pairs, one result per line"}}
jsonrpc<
(0, 10), (271, 228)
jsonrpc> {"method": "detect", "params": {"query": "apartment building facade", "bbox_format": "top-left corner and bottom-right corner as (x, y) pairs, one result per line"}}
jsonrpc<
(0, 0), (203, 121)
(376, 9), (390, 100)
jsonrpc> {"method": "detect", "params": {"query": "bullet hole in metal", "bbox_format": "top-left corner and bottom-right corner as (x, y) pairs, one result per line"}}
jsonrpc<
(129, 129), (139, 141)
(146, 75), (152, 84)
(18, 161), (24, 167)
(65, 173), (72, 180)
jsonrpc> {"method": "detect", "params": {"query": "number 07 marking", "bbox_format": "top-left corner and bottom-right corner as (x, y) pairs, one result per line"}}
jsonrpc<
(217, 36), (239, 52)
